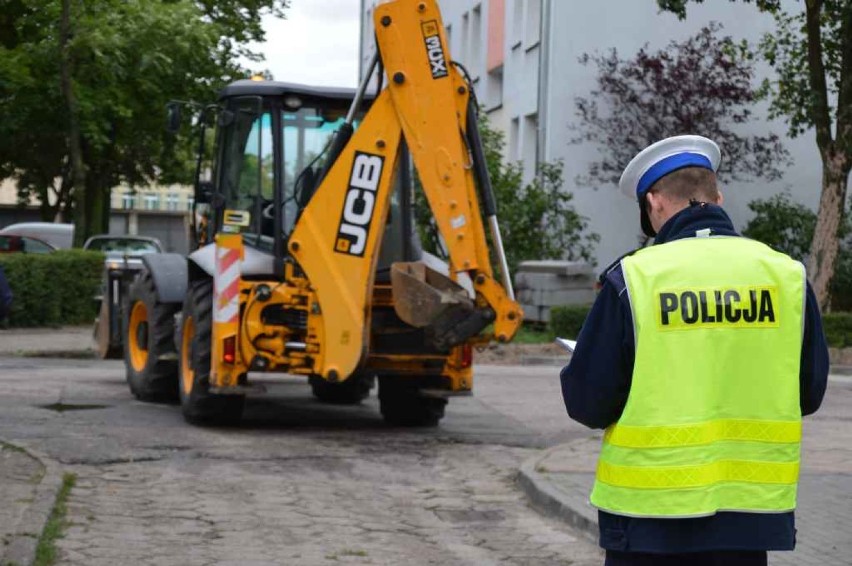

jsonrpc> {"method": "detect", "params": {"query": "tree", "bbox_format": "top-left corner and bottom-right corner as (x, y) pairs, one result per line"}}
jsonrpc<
(0, 0), (288, 245)
(659, 0), (852, 311)
(743, 192), (852, 311)
(573, 23), (790, 190)
(415, 116), (599, 275)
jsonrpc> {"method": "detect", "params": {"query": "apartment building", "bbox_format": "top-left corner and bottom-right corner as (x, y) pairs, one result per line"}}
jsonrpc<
(360, 0), (822, 269)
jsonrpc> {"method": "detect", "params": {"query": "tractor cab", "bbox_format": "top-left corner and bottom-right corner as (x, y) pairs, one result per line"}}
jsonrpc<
(189, 80), (415, 275)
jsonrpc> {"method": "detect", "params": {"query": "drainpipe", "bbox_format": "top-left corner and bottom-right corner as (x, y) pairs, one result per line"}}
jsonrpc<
(536, 0), (551, 183)
(358, 0), (366, 81)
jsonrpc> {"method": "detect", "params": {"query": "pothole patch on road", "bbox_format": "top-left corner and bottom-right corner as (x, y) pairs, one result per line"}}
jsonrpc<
(434, 509), (505, 523)
(38, 402), (111, 413)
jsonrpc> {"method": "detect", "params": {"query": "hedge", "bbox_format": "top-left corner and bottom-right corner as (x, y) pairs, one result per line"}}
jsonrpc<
(0, 250), (104, 327)
(550, 305), (592, 340)
(550, 305), (852, 350)
(823, 312), (852, 349)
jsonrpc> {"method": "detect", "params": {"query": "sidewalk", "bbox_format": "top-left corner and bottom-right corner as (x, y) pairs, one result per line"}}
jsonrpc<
(0, 325), (94, 356)
(519, 375), (852, 566)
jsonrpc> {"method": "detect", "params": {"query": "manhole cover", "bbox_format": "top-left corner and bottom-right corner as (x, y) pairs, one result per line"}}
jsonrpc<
(434, 509), (505, 523)
(39, 403), (110, 413)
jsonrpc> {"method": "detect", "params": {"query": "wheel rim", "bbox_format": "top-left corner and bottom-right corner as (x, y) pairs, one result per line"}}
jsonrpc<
(181, 315), (195, 396)
(128, 301), (149, 372)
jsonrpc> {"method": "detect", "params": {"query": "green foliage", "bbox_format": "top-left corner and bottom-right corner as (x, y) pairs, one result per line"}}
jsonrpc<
(823, 312), (852, 348)
(742, 193), (819, 260)
(0, 0), (288, 236)
(549, 305), (592, 340)
(0, 250), (103, 327)
(415, 114), (599, 274)
(743, 193), (852, 311)
(512, 324), (556, 344)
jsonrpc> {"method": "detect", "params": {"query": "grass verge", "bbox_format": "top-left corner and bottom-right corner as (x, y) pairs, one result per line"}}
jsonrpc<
(33, 473), (76, 566)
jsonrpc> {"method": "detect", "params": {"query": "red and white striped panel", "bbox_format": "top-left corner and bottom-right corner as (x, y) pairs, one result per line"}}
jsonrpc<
(214, 245), (241, 324)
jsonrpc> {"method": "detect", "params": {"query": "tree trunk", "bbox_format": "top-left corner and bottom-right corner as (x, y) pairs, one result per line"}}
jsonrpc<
(807, 152), (850, 311)
(59, 0), (87, 247)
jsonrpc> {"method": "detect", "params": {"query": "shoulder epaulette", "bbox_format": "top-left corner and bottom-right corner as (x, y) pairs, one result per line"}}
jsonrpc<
(598, 248), (641, 284)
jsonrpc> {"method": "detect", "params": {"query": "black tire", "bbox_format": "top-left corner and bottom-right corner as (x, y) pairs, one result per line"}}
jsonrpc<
(123, 271), (179, 401)
(177, 278), (245, 426)
(309, 373), (374, 405)
(378, 377), (447, 427)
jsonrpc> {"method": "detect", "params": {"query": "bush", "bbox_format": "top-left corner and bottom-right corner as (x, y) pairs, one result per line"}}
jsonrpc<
(550, 305), (592, 339)
(823, 313), (852, 349)
(743, 193), (852, 312)
(548, 304), (852, 349)
(0, 250), (104, 327)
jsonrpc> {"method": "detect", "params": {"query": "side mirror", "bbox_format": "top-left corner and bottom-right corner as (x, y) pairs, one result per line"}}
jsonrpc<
(195, 180), (214, 204)
(166, 102), (182, 134)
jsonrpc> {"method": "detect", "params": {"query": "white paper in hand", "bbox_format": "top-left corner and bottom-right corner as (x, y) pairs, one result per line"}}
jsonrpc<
(555, 337), (577, 353)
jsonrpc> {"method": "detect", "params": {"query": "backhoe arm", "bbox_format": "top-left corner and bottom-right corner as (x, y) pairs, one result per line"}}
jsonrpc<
(289, 0), (522, 381)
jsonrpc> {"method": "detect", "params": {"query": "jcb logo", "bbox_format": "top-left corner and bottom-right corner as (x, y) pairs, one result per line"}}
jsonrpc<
(335, 152), (385, 256)
(421, 20), (448, 79)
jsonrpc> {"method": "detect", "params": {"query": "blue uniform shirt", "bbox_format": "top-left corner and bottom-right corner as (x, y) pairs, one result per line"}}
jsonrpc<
(561, 204), (830, 553)
(0, 265), (12, 321)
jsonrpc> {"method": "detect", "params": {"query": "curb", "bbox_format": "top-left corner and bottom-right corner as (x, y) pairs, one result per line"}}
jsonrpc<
(517, 445), (598, 543)
(1, 441), (64, 566)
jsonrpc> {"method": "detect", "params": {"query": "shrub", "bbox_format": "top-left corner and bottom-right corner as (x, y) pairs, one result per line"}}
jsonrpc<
(823, 313), (852, 349)
(550, 305), (592, 339)
(0, 250), (103, 327)
(548, 305), (852, 349)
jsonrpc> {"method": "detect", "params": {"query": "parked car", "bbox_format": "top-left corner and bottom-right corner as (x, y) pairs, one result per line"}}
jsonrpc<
(88, 235), (165, 359)
(0, 222), (74, 249)
(0, 234), (57, 254)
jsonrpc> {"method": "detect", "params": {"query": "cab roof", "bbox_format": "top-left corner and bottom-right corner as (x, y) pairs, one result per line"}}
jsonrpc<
(219, 80), (373, 103)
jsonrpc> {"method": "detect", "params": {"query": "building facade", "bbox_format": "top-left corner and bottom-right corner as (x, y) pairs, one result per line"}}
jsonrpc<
(359, 0), (822, 270)
(0, 181), (193, 253)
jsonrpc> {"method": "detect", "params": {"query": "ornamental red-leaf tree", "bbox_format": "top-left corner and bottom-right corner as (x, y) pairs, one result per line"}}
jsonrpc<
(659, 0), (851, 311)
(574, 23), (790, 192)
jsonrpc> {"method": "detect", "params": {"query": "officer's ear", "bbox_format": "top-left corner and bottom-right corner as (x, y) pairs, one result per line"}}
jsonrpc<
(715, 190), (724, 206)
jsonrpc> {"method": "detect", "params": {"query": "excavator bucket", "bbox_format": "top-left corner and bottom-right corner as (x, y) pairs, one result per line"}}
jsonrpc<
(390, 262), (490, 349)
(390, 262), (473, 328)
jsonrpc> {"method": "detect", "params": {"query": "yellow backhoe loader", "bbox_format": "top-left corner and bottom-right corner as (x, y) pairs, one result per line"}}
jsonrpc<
(122, 0), (522, 426)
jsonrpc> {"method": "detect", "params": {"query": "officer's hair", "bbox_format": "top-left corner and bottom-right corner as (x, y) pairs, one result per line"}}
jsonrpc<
(650, 167), (719, 203)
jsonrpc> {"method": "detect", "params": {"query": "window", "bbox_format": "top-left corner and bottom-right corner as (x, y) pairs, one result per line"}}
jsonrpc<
(462, 11), (470, 65)
(122, 193), (134, 210)
(511, 0), (524, 46)
(144, 194), (160, 210)
(471, 4), (482, 72)
(523, 113), (538, 173)
(445, 23), (452, 52)
(166, 192), (180, 211)
(486, 66), (504, 110)
(509, 117), (520, 161)
(525, 0), (541, 48)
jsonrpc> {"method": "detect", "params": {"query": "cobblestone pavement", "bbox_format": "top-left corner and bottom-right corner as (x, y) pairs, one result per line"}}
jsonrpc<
(0, 358), (603, 565)
(0, 443), (43, 545)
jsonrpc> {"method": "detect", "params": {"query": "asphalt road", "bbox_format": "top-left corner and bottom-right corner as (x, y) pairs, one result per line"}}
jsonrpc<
(0, 357), (602, 565)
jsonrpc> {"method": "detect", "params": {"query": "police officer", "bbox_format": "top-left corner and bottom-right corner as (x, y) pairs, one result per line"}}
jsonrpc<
(561, 135), (829, 566)
(0, 264), (11, 321)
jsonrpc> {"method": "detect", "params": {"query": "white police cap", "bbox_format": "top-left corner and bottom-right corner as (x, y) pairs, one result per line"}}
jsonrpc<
(618, 135), (721, 200)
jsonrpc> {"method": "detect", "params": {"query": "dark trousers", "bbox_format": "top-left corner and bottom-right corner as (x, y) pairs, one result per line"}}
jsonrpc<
(605, 550), (768, 566)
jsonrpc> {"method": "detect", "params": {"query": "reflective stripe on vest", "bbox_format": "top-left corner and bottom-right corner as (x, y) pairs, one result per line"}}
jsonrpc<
(590, 236), (805, 518)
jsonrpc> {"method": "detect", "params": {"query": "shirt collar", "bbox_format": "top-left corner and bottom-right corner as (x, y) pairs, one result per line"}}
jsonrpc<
(653, 203), (739, 245)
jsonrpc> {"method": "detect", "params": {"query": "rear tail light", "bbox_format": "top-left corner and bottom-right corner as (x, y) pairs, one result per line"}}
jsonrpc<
(223, 336), (236, 364)
(460, 344), (473, 369)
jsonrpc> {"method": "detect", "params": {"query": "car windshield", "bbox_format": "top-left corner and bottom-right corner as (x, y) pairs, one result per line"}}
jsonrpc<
(85, 238), (160, 255)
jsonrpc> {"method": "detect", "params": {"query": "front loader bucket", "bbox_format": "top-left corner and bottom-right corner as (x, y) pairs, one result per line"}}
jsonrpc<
(391, 262), (490, 350)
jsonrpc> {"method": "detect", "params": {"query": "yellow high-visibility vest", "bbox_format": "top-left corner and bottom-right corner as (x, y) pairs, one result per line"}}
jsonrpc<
(590, 236), (805, 518)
